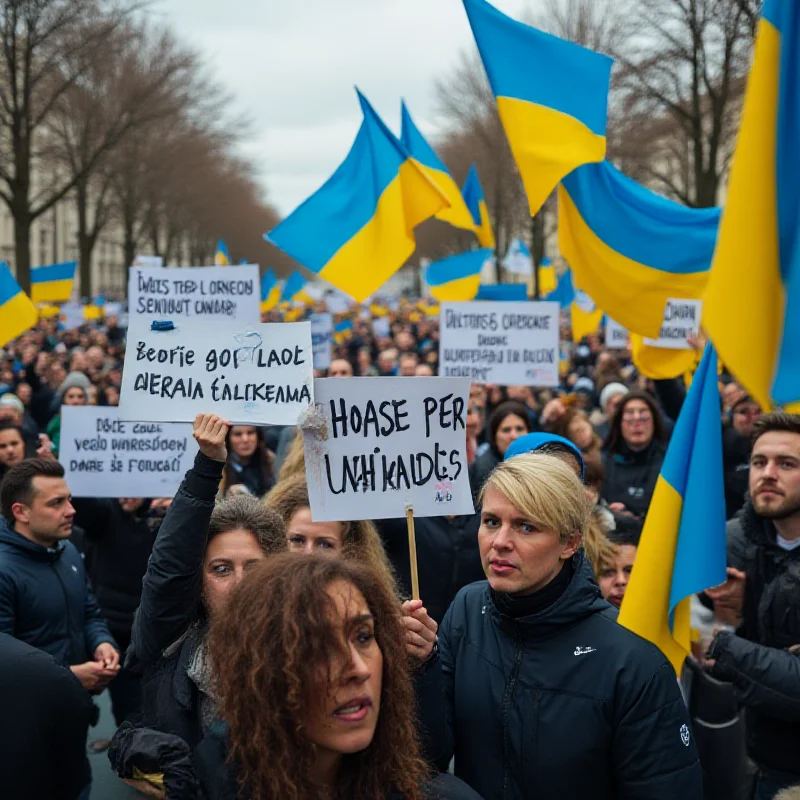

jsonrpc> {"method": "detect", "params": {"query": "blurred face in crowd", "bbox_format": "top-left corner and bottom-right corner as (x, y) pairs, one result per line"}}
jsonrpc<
(605, 392), (626, 421)
(722, 382), (744, 412)
(86, 346), (105, 369)
(467, 402), (486, 440)
(357, 349), (372, 371)
(0, 366), (13, 385)
(749, 431), (800, 520)
(0, 405), (22, 426)
(229, 426), (258, 460)
(620, 399), (654, 452)
(104, 386), (120, 407)
(63, 387), (87, 407)
(286, 507), (343, 555)
(203, 528), (266, 616)
(70, 352), (88, 372)
(732, 400), (761, 438)
(597, 545), (637, 609)
(494, 413), (528, 457)
(595, 352), (614, 373)
(49, 364), (67, 387)
(15, 383), (31, 406)
(487, 386), (505, 407)
(86, 386), (98, 406)
(377, 350), (397, 374)
(479, 485), (579, 596)
(395, 331), (414, 352)
(119, 498), (145, 514)
(13, 476), (75, 547)
(567, 413), (595, 451)
(0, 428), (24, 467)
(398, 354), (418, 377)
(415, 364), (434, 377)
(506, 385), (533, 406)
(328, 359), (354, 378)
(305, 580), (383, 775)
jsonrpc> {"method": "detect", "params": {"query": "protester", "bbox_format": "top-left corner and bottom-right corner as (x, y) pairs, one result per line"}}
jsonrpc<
(328, 358), (354, 378)
(219, 425), (275, 498)
(596, 380), (629, 439)
(549, 406), (602, 458)
(0, 421), (25, 478)
(419, 454), (703, 799)
(724, 393), (762, 519)
(46, 370), (90, 455)
(594, 516), (641, 609)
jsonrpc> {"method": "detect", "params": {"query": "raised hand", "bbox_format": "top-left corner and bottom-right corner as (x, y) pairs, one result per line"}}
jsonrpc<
(192, 414), (231, 463)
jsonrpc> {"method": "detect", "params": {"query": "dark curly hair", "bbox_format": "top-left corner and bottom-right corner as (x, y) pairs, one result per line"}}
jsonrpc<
(209, 553), (428, 800)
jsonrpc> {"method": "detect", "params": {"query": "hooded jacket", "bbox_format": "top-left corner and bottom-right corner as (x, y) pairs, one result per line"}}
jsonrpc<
(420, 555), (703, 800)
(0, 520), (115, 665)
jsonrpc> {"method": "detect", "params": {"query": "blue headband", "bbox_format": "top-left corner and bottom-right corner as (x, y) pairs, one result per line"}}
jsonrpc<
(503, 432), (586, 481)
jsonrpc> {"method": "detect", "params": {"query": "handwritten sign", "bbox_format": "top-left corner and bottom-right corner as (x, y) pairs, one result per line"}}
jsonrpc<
(59, 406), (198, 497)
(310, 313), (333, 370)
(128, 265), (260, 323)
(303, 377), (474, 522)
(644, 299), (702, 350)
(118, 317), (314, 425)
(438, 301), (559, 386)
(605, 317), (629, 349)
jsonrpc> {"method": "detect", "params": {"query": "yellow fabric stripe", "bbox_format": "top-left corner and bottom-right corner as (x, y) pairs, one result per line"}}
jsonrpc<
(571, 304), (603, 342)
(417, 163), (476, 231)
(476, 200), (496, 249)
(430, 274), (481, 302)
(631, 335), (701, 380)
(0, 291), (38, 347)
(31, 279), (73, 303)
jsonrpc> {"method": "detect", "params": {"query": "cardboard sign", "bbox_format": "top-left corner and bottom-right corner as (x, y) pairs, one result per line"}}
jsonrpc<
(438, 301), (560, 386)
(60, 406), (198, 497)
(128, 265), (260, 323)
(372, 316), (391, 338)
(303, 377), (474, 521)
(119, 317), (314, 425)
(644, 299), (702, 350)
(133, 255), (164, 269)
(605, 317), (629, 349)
(310, 313), (333, 370)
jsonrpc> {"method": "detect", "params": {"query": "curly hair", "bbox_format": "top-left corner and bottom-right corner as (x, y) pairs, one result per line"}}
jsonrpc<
(264, 474), (399, 600)
(209, 554), (429, 800)
(208, 494), (286, 555)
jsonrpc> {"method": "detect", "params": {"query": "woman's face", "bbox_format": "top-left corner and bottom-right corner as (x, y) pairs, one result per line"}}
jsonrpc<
(567, 415), (594, 451)
(287, 507), (344, 555)
(620, 399), (654, 451)
(597, 545), (637, 609)
(203, 528), (266, 616)
(478, 485), (580, 596)
(63, 387), (87, 406)
(305, 580), (383, 776)
(494, 413), (528, 456)
(229, 426), (258, 459)
(104, 386), (120, 406)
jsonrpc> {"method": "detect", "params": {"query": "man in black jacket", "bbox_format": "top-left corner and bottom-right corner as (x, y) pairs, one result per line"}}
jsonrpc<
(705, 411), (800, 798)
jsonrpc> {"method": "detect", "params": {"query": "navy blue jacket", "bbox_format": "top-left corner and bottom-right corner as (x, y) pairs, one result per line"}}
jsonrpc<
(0, 520), (115, 665)
(421, 555), (704, 800)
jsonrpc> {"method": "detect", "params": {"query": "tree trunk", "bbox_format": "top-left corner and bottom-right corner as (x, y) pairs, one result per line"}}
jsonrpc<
(13, 211), (32, 294)
(76, 181), (93, 298)
(531, 212), (545, 299)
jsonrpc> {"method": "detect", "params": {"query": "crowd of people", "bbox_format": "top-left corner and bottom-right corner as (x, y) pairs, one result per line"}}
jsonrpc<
(0, 303), (798, 800)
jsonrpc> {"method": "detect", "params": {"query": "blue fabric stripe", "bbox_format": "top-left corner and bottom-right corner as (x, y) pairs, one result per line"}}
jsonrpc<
(31, 261), (76, 284)
(544, 268), (575, 308)
(0, 263), (22, 306)
(475, 284), (527, 301)
(401, 102), (448, 174)
(281, 272), (307, 302)
(261, 268), (277, 301)
(562, 161), (721, 274)
(426, 249), (493, 287)
(462, 164), (484, 226)
(462, 0), (613, 136)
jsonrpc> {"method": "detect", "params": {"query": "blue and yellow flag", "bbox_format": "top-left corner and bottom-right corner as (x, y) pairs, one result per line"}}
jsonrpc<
(631, 335), (701, 381)
(544, 266), (575, 308)
(0, 263), (38, 347)
(30, 261), (76, 303)
(462, 164), (496, 249)
(334, 319), (354, 344)
(704, 0), (800, 411)
(463, 0), (613, 216)
(261, 269), (281, 313)
(559, 160), (720, 337)
(281, 271), (308, 304)
(571, 287), (603, 343)
(266, 90), (449, 303)
(618, 345), (726, 674)
(476, 284), (527, 301)
(401, 102), (475, 231)
(426, 248), (493, 302)
(214, 240), (230, 266)
(538, 257), (557, 297)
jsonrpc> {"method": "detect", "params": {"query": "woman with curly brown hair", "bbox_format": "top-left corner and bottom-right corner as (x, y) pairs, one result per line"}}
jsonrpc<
(196, 554), (482, 800)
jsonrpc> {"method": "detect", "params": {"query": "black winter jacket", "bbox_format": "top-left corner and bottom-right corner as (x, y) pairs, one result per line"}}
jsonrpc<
(420, 555), (703, 800)
(72, 498), (162, 636)
(723, 503), (800, 775)
(722, 427), (751, 520)
(601, 440), (666, 519)
(0, 521), (115, 665)
(129, 451), (224, 748)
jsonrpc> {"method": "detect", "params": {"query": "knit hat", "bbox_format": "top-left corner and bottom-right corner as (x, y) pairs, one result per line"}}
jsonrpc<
(573, 377), (595, 395)
(0, 393), (24, 414)
(504, 432), (586, 481)
(58, 371), (91, 401)
(599, 382), (628, 413)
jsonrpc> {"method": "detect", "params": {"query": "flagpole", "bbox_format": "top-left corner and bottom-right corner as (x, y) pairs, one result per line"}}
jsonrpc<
(405, 503), (420, 601)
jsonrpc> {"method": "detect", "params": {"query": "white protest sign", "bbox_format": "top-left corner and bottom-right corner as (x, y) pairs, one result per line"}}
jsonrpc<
(60, 406), (198, 497)
(372, 316), (391, 338)
(644, 299), (702, 350)
(119, 317), (314, 425)
(60, 302), (85, 331)
(133, 255), (164, 269)
(103, 301), (123, 318)
(303, 377), (474, 522)
(606, 317), (629, 349)
(325, 293), (351, 314)
(128, 265), (260, 323)
(310, 313), (333, 370)
(438, 301), (560, 386)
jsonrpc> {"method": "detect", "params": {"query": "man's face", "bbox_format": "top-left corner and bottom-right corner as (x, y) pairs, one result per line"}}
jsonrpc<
(14, 476), (75, 546)
(732, 401), (762, 438)
(398, 355), (418, 377)
(750, 431), (800, 520)
(0, 429), (24, 467)
(328, 359), (353, 378)
(0, 406), (22, 426)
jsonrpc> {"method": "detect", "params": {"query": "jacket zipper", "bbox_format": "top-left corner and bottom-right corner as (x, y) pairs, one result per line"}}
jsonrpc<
(501, 627), (523, 800)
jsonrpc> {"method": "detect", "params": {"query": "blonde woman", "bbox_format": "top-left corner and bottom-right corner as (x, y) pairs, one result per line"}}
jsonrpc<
(419, 454), (703, 800)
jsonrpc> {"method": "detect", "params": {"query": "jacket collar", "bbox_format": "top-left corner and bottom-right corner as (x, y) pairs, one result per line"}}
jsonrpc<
(0, 519), (65, 562)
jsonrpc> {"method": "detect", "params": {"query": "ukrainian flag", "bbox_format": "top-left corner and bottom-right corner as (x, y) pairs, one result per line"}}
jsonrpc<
(559, 160), (721, 337)
(426, 248), (493, 302)
(0, 263), (38, 347)
(369, 303), (388, 318)
(261, 269), (281, 314)
(30, 261), (76, 303)
(462, 165), (496, 249)
(704, 0), (800, 411)
(266, 90), (449, 303)
(462, 0), (613, 217)
(571, 287), (603, 343)
(475, 284), (527, 301)
(281, 271), (308, 304)
(214, 240), (230, 266)
(631, 335), (701, 380)
(618, 345), (727, 674)
(334, 319), (354, 344)
(538, 258), (557, 297)
(544, 266), (575, 308)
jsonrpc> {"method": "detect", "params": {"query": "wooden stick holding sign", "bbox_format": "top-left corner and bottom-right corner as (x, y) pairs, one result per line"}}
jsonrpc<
(405, 503), (420, 601)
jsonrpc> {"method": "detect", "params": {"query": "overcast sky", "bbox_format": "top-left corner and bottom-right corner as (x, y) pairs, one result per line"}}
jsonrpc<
(157, 0), (532, 217)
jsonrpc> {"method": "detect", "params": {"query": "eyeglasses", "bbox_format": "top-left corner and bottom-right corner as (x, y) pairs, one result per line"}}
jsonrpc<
(622, 411), (652, 421)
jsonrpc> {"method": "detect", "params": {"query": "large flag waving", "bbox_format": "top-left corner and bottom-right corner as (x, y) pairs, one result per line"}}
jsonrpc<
(462, 165), (496, 249)
(704, 0), (800, 411)
(0, 263), (38, 347)
(266, 90), (449, 302)
(426, 248), (493, 302)
(559, 160), (720, 337)
(462, 0), (613, 216)
(401, 103), (475, 231)
(31, 261), (76, 303)
(618, 345), (727, 673)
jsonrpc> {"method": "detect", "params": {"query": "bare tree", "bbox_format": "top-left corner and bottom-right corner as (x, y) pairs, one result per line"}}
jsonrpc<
(533, 0), (630, 57)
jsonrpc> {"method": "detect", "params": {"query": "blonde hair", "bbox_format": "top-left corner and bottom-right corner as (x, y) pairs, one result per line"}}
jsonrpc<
(481, 454), (590, 543)
(264, 473), (399, 600)
(583, 506), (620, 578)
(277, 430), (305, 483)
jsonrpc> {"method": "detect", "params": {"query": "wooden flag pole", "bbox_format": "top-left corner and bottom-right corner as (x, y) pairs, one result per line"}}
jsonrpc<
(405, 503), (420, 601)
